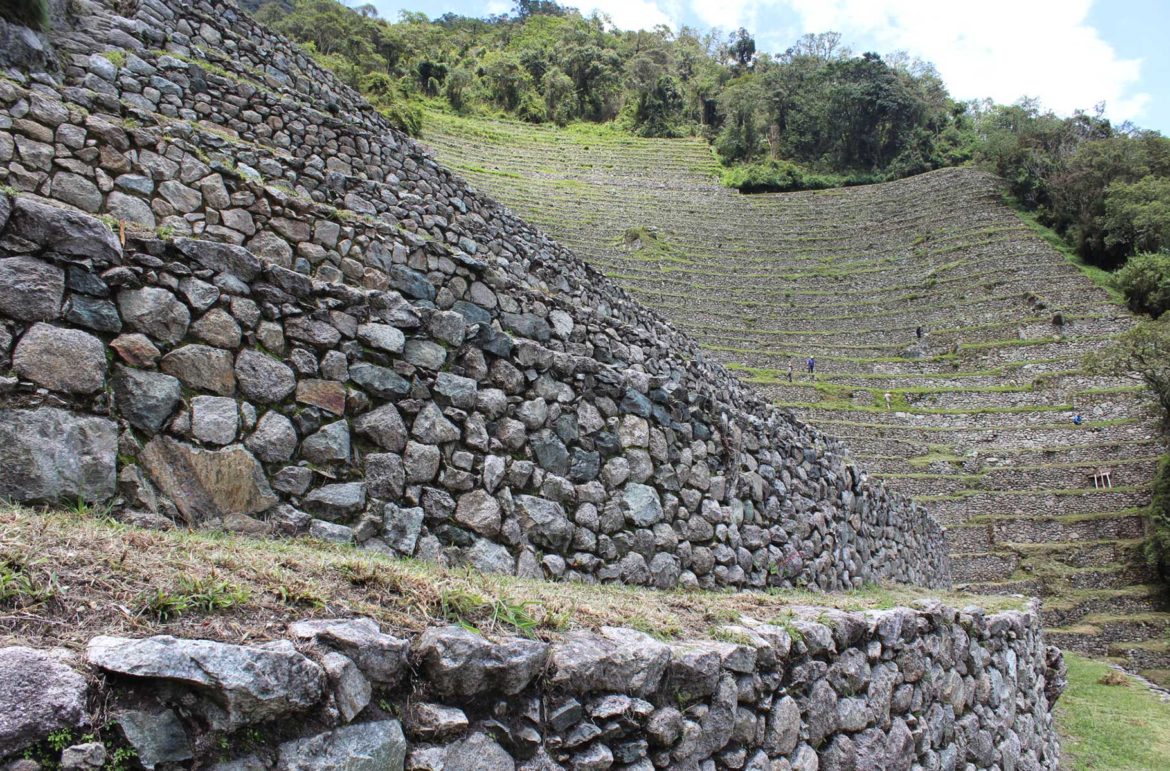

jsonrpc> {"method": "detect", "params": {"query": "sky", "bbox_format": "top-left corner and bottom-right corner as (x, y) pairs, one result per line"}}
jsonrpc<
(368, 0), (1170, 134)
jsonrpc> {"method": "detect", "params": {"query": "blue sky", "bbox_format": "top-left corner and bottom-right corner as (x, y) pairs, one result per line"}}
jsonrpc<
(368, 0), (1169, 134)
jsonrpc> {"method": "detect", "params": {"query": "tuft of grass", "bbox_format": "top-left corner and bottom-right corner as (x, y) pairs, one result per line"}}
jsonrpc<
(101, 50), (127, 68)
(1057, 653), (1170, 770)
(0, 558), (57, 607)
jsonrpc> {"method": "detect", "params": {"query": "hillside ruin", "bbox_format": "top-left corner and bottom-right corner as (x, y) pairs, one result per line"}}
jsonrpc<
(0, 1), (1068, 768)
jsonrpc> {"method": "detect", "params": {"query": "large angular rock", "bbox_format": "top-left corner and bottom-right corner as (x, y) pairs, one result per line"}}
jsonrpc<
(296, 379), (346, 415)
(59, 742), (107, 770)
(13, 323), (106, 393)
(0, 646), (88, 756)
(290, 618), (410, 686)
(415, 626), (548, 699)
(514, 495), (574, 551)
(455, 490), (502, 537)
(530, 430), (569, 475)
(764, 695), (801, 755)
(0, 256), (64, 320)
(622, 483), (663, 527)
(404, 703), (469, 742)
(246, 411), (298, 463)
(402, 339), (446, 370)
(87, 636), (325, 729)
(286, 316), (341, 348)
(247, 230), (293, 268)
(442, 733), (515, 771)
(465, 539), (514, 575)
(191, 308), (242, 349)
(64, 294), (122, 333)
(161, 344), (236, 395)
(304, 482), (366, 521)
(356, 323), (404, 354)
(354, 404), (407, 452)
(118, 287), (190, 345)
(5, 196), (120, 263)
(412, 402), (459, 444)
(382, 503), (423, 554)
(173, 238), (262, 281)
(549, 627), (671, 697)
(114, 709), (193, 770)
(321, 652), (371, 724)
(0, 408), (116, 503)
(106, 192), (156, 228)
(112, 366), (182, 432)
(139, 437), (278, 524)
(434, 372), (477, 409)
(276, 720), (406, 771)
(301, 420), (351, 464)
(191, 395), (239, 446)
(349, 363), (410, 399)
(235, 350), (297, 403)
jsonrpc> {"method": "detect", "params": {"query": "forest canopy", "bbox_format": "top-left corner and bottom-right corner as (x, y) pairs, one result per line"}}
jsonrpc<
(247, 0), (1170, 270)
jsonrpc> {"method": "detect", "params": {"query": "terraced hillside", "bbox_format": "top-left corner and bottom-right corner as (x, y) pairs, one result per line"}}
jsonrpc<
(421, 110), (1170, 679)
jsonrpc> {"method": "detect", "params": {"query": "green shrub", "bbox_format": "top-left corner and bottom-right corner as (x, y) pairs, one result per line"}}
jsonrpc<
(1114, 252), (1170, 318)
(721, 160), (882, 194)
(0, 0), (49, 30)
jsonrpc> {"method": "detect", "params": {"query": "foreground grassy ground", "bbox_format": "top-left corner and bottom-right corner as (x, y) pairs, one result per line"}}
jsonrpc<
(1057, 653), (1170, 770)
(0, 505), (1023, 650)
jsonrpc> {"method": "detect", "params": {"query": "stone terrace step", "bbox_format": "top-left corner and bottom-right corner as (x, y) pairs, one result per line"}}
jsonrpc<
(419, 101), (1169, 673)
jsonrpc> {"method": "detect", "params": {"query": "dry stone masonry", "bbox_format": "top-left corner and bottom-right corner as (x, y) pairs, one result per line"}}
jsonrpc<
(0, 0), (949, 593)
(0, 604), (1063, 770)
(421, 81), (1170, 671)
(0, 0), (1067, 767)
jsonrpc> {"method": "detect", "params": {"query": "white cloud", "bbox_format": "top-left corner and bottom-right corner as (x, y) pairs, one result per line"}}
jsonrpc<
(690, 0), (784, 32)
(575, 0), (680, 30)
(764, 0), (1149, 122)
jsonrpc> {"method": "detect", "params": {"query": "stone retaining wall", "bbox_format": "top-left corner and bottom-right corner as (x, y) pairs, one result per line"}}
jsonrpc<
(0, 192), (946, 591)
(0, 0), (950, 591)
(0, 603), (1065, 770)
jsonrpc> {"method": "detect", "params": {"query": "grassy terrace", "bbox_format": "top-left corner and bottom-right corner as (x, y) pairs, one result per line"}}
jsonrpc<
(1057, 654), (1170, 770)
(0, 506), (1019, 650)
(420, 109), (1168, 676)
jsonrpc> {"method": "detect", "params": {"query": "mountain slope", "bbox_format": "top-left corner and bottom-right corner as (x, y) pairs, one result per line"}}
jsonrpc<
(421, 109), (1170, 678)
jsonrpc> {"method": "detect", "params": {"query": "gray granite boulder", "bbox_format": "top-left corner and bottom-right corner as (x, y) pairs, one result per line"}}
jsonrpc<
(13, 323), (106, 393)
(276, 720), (406, 771)
(0, 255), (64, 320)
(87, 635), (325, 729)
(0, 408), (116, 504)
(0, 646), (88, 756)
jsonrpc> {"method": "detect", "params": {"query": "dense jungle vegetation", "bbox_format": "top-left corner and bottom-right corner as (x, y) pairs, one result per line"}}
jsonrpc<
(244, 0), (1169, 276)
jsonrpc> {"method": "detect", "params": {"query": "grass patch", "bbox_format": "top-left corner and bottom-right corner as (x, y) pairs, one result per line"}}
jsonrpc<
(0, 505), (1025, 650)
(1057, 653), (1170, 770)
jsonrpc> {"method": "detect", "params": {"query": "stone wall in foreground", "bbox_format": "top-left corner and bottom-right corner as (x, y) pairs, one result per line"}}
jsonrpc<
(0, 602), (1065, 770)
